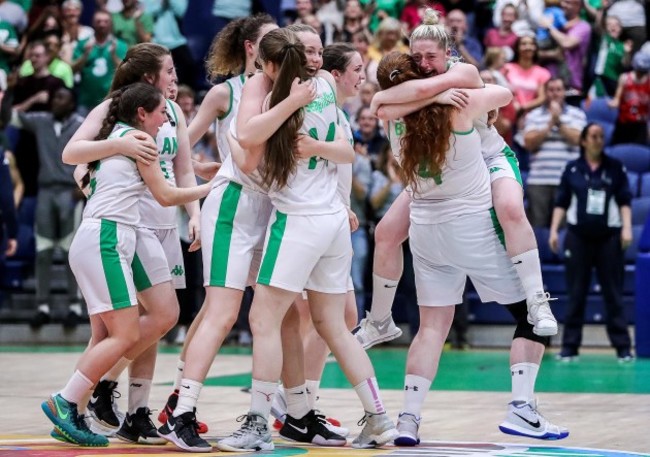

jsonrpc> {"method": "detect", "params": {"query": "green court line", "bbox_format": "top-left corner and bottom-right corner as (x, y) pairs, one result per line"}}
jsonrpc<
(3, 346), (648, 394)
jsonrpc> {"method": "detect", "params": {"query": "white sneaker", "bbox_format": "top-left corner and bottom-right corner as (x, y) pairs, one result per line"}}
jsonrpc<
(527, 292), (558, 336)
(352, 312), (402, 349)
(499, 400), (569, 440)
(270, 385), (287, 423)
(216, 413), (274, 452)
(394, 412), (420, 446)
(351, 412), (399, 449)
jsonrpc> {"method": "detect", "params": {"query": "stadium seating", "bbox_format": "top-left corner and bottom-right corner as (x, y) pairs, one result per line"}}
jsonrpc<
(582, 97), (618, 124)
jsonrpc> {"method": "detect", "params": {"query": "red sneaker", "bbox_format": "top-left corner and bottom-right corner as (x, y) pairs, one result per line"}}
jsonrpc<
(327, 417), (341, 427)
(273, 419), (283, 431)
(158, 390), (209, 434)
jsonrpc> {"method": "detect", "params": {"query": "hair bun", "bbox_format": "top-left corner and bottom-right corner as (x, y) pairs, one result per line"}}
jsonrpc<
(422, 8), (440, 26)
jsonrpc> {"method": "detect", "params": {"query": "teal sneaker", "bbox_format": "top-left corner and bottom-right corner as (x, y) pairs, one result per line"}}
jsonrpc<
(51, 427), (74, 443)
(42, 395), (109, 447)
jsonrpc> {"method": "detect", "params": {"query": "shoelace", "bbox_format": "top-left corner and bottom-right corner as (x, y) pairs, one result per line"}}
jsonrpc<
(231, 415), (255, 437)
(312, 411), (329, 425)
(357, 413), (370, 427)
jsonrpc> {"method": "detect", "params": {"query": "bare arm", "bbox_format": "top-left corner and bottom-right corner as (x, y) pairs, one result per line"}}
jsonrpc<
(138, 159), (210, 206)
(227, 130), (265, 175)
(521, 82), (547, 113)
(5, 151), (23, 207)
(188, 83), (230, 147)
(236, 73), (315, 149)
(461, 85), (513, 122)
(621, 205), (632, 249)
(548, 206), (566, 253)
(376, 88), (470, 121)
(371, 62), (482, 113)
(62, 99), (158, 165)
(524, 124), (553, 152)
(558, 123), (581, 146)
(171, 104), (201, 218)
(295, 125), (355, 164)
(546, 21), (581, 50)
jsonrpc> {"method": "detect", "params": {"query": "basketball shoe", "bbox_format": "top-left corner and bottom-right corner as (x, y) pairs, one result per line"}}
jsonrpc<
(352, 312), (402, 349)
(499, 400), (569, 440)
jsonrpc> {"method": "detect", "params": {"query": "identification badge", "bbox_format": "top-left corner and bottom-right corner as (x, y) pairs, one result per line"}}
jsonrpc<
(586, 189), (606, 215)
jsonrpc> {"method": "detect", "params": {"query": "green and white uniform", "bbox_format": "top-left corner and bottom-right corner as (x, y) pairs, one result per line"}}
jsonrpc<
(201, 75), (273, 290)
(389, 120), (525, 306)
(134, 99), (185, 290)
(475, 114), (523, 186)
(258, 77), (352, 293)
(69, 126), (143, 315)
(336, 107), (354, 293)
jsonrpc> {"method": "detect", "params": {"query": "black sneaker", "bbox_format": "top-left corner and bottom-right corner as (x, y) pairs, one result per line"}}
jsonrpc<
(116, 407), (166, 444)
(279, 410), (347, 446)
(158, 410), (212, 453)
(29, 311), (51, 329)
(87, 380), (121, 429)
(63, 310), (84, 331)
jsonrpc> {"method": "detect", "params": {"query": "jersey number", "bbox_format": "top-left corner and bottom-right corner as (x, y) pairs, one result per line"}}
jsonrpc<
(307, 122), (336, 170)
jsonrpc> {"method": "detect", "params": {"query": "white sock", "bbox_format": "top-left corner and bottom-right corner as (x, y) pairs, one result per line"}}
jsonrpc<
(77, 386), (94, 415)
(128, 377), (152, 415)
(173, 359), (185, 392)
(60, 370), (94, 405)
(305, 379), (320, 410)
(511, 363), (539, 403)
(369, 274), (399, 322)
(511, 250), (545, 303)
(174, 379), (202, 417)
(285, 384), (310, 419)
(102, 357), (131, 382)
(250, 379), (278, 420)
(354, 377), (385, 414)
(38, 304), (50, 314)
(402, 374), (431, 417)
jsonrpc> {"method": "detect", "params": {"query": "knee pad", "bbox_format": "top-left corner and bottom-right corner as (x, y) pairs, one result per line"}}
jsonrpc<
(505, 300), (549, 345)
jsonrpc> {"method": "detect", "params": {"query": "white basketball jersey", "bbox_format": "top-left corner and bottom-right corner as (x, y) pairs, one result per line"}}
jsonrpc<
(336, 107), (353, 208)
(390, 120), (492, 224)
(138, 99), (180, 228)
(214, 116), (268, 193)
(215, 74), (246, 163)
(83, 125), (145, 226)
(474, 113), (507, 161)
(268, 77), (342, 215)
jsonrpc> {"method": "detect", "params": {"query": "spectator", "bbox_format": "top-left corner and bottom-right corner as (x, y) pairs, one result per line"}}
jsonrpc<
(587, 15), (632, 98)
(0, 150), (18, 309)
(493, 0), (544, 37)
(549, 122), (633, 362)
(72, 10), (127, 114)
(351, 30), (379, 86)
(369, 142), (404, 219)
(605, 0), (646, 53)
(316, 0), (344, 45)
(112, 0), (154, 47)
(20, 31), (74, 88)
(348, 137), (373, 320)
(447, 9), (483, 67)
(524, 77), (587, 227)
(11, 41), (66, 197)
(609, 51), (650, 145)
(344, 79), (379, 128)
(539, 0), (591, 95)
(12, 87), (84, 329)
(143, 0), (197, 87)
(60, 0), (94, 65)
(212, 0), (252, 39)
(537, 0), (567, 51)
(353, 105), (388, 165)
(340, 0), (369, 42)
(503, 35), (551, 119)
(401, 0), (446, 36)
(0, 19), (19, 75)
(367, 17), (409, 63)
(0, 0), (28, 35)
(18, 6), (64, 58)
(483, 3), (519, 55)
(483, 47), (511, 87)
(360, 0), (406, 33)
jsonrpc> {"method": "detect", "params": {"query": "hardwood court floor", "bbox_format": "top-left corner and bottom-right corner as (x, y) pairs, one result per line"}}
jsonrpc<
(0, 345), (648, 456)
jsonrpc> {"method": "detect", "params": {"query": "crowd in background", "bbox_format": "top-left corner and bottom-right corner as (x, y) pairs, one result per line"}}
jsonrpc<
(0, 0), (649, 344)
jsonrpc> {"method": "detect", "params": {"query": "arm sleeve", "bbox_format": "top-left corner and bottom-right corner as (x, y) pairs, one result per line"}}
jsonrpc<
(614, 163), (633, 207)
(554, 165), (573, 209)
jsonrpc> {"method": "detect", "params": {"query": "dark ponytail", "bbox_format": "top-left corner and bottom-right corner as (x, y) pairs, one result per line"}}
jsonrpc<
(259, 28), (309, 188)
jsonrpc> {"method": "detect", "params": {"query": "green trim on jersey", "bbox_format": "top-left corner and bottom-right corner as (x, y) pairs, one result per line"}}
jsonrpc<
(453, 127), (474, 135)
(502, 145), (523, 187)
(166, 99), (178, 125)
(132, 253), (152, 292)
(99, 219), (132, 309)
(219, 80), (234, 121)
(257, 211), (288, 286)
(489, 207), (506, 249)
(209, 181), (243, 286)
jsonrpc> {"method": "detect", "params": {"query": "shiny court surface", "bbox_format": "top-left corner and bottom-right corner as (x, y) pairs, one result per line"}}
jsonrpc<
(1, 346), (648, 456)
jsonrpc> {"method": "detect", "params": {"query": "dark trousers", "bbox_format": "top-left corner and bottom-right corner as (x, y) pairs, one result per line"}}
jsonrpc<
(561, 230), (632, 353)
(175, 240), (203, 326)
